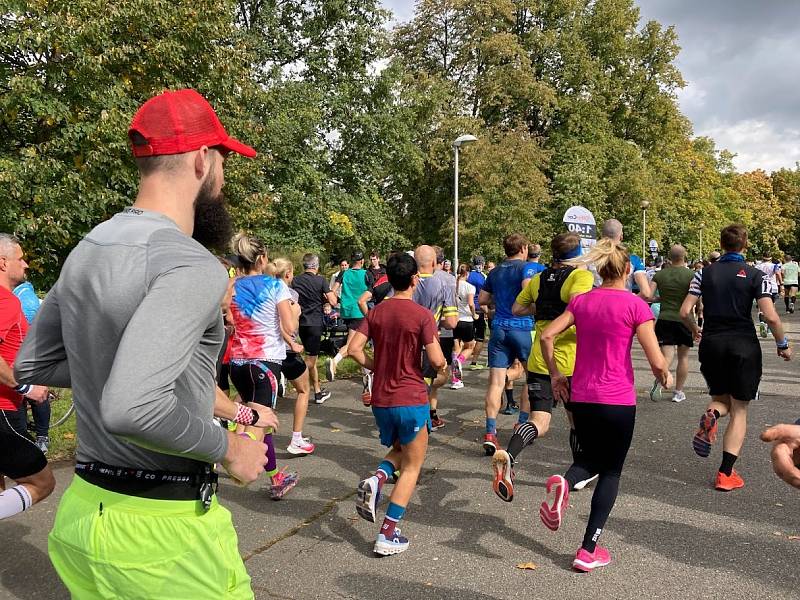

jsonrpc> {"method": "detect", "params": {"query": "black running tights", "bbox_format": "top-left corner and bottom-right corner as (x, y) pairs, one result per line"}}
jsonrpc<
(564, 402), (636, 552)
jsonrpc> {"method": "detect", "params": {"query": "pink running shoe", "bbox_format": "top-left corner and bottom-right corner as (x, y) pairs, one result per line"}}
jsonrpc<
(572, 545), (612, 572)
(270, 468), (299, 500)
(539, 474), (569, 531)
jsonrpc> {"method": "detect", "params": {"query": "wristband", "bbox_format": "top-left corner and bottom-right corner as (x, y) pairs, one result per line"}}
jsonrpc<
(234, 404), (254, 425)
(13, 383), (32, 395)
(777, 336), (789, 350)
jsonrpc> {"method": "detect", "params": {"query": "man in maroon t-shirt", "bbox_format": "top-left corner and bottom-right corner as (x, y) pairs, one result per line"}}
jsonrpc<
(0, 234), (54, 519)
(349, 253), (445, 556)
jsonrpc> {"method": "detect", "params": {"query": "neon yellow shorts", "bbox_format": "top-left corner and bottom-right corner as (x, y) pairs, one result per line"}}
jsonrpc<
(48, 475), (253, 599)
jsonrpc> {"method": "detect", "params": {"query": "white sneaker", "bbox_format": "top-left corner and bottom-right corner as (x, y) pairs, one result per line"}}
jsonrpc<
(287, 437), (315, 455)
(278, 372), (287, 397)
(572, 474), (599, 491)
(449, 380), (464, 390)
(671, 391), (686, 403)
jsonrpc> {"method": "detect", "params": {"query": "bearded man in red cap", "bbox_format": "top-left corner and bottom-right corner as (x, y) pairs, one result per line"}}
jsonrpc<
(15, 89), (267, 599)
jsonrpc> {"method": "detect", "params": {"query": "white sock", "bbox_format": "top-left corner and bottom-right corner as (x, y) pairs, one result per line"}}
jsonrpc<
(0, 484), (32, 520)
(333, 353), (343, 366)
(292, 431), (304, 443)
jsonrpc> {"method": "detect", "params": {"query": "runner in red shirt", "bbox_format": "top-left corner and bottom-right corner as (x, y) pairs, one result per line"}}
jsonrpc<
(0, 234), (54, 519)
(348, 253), (445, 556)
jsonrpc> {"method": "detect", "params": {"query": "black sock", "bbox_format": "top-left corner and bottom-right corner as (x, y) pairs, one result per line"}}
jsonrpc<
(504, 388), (514, 404)
(430, 409), (438, 421)
(712, 409), (721, 419)
(506, 422), (538, 462)
(719, 451), (737, 476)
(785, 297), (791, 311)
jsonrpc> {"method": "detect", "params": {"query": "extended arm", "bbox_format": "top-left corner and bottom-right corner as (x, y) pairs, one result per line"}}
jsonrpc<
(14, 285), (71, 388)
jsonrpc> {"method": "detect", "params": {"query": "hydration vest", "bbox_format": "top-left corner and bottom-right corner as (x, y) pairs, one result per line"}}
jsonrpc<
(535, 266), (575, 322)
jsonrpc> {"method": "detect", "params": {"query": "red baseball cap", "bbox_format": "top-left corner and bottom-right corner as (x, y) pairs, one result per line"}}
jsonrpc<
(128, 89), (256, 158)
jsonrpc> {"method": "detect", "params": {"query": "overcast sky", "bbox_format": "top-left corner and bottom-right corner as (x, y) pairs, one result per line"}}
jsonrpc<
(382, 0), (800, 173)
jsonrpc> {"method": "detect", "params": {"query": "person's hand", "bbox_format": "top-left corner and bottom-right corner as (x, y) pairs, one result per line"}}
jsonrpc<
(222, 431), (268, 485)
(778, 346), (793, 361)
(692, 328), (702, 344)
(290, 341), (304, 353)
(246, 403), (280, 430)
(659, 370), (673, 390)
(760, 424), (800, 489)
(24, 385), (50, 404)
(550, 372), (570, 404)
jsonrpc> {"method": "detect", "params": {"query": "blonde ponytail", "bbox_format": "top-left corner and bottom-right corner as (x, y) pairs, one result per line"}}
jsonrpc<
(270, 258), (293, 281)
(231, 232), (267, 272)
(567, 238), (630, 282)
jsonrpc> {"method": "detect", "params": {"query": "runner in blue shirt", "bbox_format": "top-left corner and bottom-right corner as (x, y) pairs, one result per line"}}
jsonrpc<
(478, 234), (538, 455)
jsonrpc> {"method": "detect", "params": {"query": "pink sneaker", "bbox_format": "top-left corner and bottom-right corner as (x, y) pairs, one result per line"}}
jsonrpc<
(270, 468), (299, 500)
(572, 545), (612, 572)
(539, 474), (569, 531)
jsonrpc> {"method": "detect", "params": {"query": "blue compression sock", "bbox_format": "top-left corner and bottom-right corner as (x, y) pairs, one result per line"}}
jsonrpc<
(518, 411), (529, 425)
(486, 417), (497, 435)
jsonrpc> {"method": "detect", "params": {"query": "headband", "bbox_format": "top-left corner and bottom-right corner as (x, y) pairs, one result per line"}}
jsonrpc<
(554, 245), (582, 261)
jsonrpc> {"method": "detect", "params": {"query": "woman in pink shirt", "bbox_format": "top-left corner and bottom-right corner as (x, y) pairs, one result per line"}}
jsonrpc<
(539, 239), (671, 573)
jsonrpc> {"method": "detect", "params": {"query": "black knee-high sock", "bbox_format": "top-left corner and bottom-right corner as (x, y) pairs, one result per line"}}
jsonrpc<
(506, 422), (538, 462)
(785, 296), (791, 311)
(719, 451), (737, 476)
(504, 387), (514, 405)
(581, 473), (620, 552)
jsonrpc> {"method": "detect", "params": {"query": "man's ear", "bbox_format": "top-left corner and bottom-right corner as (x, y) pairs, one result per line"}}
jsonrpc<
(194, 146), (211, 180)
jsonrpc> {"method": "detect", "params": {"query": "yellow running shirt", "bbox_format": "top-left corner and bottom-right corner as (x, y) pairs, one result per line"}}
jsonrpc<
(515, 268), (593, 376)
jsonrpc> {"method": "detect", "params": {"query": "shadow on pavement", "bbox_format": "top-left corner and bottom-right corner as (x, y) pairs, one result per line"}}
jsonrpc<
(0, 523), (66, 599)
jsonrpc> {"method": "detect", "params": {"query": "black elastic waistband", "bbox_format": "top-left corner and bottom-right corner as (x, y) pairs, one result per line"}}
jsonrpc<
(75, 461), (217, 503)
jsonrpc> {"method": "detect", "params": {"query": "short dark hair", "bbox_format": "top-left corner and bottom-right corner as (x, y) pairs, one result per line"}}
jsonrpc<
(720, 224), (748, 252)
(503, 233), (528, 257)
(387, 253), (417, 291)
(551, 232), (580, 260)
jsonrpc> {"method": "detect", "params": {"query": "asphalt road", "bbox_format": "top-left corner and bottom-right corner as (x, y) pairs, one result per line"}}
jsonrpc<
(2, 315), (799, 600)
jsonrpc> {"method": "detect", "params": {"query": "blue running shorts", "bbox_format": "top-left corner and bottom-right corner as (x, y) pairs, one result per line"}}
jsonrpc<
(372, 405), (431, 447)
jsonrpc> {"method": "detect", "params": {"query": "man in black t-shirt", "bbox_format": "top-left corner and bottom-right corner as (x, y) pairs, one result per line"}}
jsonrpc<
(367, 251), (386, 283)
(680, 224), (792, 492)
(292, 254), (338, 404)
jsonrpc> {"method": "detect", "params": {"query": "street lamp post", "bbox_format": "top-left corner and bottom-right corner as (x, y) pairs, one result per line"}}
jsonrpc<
(700, 225), (704, 261)
(640, 200), (650, 258)
(453, 134), (478, 270)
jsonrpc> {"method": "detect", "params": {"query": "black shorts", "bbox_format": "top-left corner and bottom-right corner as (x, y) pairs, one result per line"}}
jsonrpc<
(0, 408), (47, 480)
(655, 319), (694, 348)
(344, 318), (363, 331)
(422, 337), (455, 379)
(527, 372), (571, 413)
(698, 335), (761, 401)
(784, 284), (798, 293)
(217, 362), (230, 392)
(281, 352), (308, 380)
(473, 314), (486, 342)
(454, 321), (475, 343)
(298, 325), (323, 357)
(229, 360), (280, 408)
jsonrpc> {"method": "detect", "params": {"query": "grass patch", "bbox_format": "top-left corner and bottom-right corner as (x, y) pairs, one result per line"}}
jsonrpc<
(43, 389), (77, 461)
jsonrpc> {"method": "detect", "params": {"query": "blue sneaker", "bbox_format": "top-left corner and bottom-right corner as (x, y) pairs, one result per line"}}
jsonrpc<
(374, 528), (409, 556)
(356, 476), (381, 523)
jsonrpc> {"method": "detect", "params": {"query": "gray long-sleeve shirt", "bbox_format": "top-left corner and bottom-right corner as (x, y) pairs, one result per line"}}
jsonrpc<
(15, 207), (229, 472)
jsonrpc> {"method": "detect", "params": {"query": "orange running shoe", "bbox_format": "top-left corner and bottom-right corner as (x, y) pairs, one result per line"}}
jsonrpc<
(715, 469), (744, 491)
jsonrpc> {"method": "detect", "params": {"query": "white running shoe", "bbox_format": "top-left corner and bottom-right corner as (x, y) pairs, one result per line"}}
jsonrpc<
(572, 474), (599, 491)
(671, 391), (686, 403)
(278, 372), (287, 397)
(449, 380), (464, 390)
(287, 437), (315, 455)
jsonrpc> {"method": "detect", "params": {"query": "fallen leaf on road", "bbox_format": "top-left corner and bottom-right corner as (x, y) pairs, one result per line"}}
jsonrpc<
(330, 428), (341, 432)
(788, 536), (800, 541)
(775, 503), (784, 507)
(516, 562), (537, 570)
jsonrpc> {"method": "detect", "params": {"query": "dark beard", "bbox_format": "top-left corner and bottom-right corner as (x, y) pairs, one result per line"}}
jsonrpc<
(192, 177), (233, 252)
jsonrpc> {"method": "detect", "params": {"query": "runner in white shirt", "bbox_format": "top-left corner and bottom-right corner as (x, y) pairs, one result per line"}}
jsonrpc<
(755, 253), (783, 338)
(451, 264), (478, 389)
(781, 255), (798, 314)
